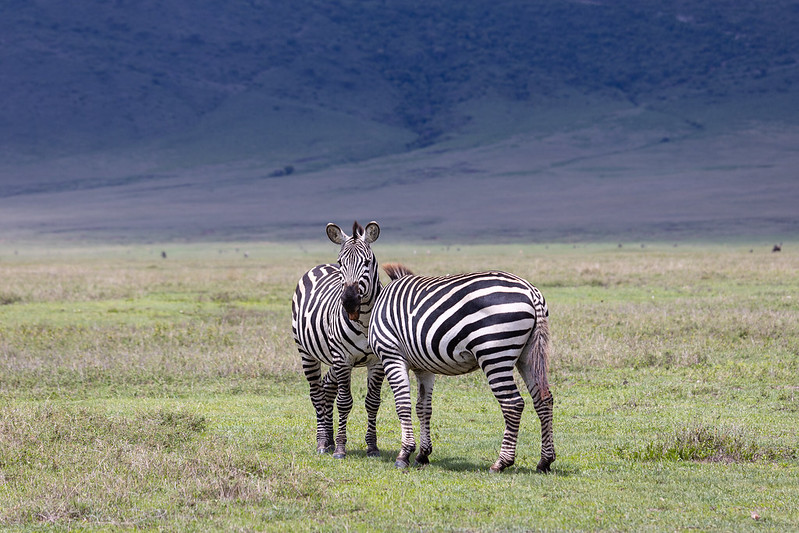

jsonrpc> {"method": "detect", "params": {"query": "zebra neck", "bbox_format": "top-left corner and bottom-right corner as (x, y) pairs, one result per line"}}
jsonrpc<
(345, 277), (380, 330)
(337, 305), (371, 331)
(359, 273), (381, 308)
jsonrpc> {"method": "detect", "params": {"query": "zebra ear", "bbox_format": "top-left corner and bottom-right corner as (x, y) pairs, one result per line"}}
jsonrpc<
(363, 221), (380, 244)
(326, 223), (347, 245)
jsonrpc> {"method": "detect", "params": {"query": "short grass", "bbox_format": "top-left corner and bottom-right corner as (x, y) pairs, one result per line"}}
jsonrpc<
(1, 241), (798, 530)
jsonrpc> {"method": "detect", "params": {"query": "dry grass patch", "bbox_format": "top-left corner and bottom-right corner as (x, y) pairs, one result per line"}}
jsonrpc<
(626, 423), (798, 463)
(0, 404), (327, 527)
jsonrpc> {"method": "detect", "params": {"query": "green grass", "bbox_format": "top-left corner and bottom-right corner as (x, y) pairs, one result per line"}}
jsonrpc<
(1, 241), (798, 530)
(628, 423), (796, 463)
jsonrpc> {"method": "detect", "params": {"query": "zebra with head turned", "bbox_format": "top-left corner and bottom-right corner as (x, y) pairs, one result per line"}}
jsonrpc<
(368, 263), (555, 473)
(291, 221), (384, 459)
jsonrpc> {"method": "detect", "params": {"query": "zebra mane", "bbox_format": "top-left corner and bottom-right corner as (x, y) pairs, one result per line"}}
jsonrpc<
(383, 263), (414, 281)
(352, 220), (364, 239)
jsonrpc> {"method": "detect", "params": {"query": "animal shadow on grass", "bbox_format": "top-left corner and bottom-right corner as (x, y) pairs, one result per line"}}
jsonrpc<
(349, 449), (579, 476)
(346, 448), (400, 464)
(346, 449), (475, 470)
(435, 456), (579, 476)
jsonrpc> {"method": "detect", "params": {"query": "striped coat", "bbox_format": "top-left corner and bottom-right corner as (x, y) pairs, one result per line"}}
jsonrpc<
(291, 221), (384, 458)
(369, 264), (555, 472)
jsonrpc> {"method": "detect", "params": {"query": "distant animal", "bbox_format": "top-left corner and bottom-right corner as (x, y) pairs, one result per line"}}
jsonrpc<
(369, 263), (555, 473)
(291, 221), (384, 458)
(161, 251), (167, 259)
(773, 243), (782, 252)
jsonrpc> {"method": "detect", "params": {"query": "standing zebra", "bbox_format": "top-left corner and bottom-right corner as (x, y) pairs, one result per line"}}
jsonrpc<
(369, 264), (555, 473)
(291, 221), (384, 459)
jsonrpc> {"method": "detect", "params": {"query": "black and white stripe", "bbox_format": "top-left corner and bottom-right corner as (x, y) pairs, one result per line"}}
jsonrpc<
(291, 221), (384, 458)
(368, 264), (555, 472)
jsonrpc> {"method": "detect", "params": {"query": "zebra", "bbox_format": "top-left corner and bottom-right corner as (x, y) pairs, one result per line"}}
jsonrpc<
(368, 263), (555, 473)
(291, 221), (384, 459)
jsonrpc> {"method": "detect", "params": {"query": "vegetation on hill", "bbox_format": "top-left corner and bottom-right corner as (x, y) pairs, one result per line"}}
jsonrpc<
(2, 1), (797, 153)
(1, 1), (797, 241)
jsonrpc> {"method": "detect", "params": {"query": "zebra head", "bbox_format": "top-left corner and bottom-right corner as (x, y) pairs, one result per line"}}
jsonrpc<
(326, 220), (380, 322)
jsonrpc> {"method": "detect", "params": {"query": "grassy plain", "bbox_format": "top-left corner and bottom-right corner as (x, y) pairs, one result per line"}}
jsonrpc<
(1, 241), (798, 531)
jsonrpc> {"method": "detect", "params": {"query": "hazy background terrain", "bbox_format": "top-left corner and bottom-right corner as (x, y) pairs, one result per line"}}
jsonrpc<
(1, 0), (797, 243)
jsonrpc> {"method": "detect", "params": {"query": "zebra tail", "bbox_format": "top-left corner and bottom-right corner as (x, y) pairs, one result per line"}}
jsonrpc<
(530, 312), (551, 400)
(382, 263), (415, 281)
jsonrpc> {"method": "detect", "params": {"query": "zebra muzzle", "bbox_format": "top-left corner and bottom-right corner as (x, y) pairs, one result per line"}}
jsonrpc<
(342, 283), (361, 321)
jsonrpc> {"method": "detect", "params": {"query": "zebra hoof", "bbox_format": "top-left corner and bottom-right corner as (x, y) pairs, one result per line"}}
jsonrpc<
(366, 448), (381, 458)
(395, 458), (410, 469)
(413, 456), (429, 467)
(489, 460), (510, 473)
(317, 445), (333, 454)
(536, 459), (554, 474)
(333, 452), (346, 459)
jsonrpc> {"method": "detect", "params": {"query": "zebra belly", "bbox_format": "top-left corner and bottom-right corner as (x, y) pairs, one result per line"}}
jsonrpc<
(404, 345), (479, 375)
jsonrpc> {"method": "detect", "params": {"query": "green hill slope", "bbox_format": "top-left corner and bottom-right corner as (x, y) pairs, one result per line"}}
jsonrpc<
(0, 1), (797, 241)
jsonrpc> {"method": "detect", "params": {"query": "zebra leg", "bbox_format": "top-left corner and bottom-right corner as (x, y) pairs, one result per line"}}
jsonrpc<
(413, 370), (435, 466)
(382, 357), (416, 468)
(490, 392), (525, 473)
(333, 363), (354, 459)
(479, 356), (524, 473)
(364, 360), (385, 458)
(517, 355), (556, 473)
(302, 352), (333, 453)
(321, 367), (337, 452)
(532, 394), (555, 473)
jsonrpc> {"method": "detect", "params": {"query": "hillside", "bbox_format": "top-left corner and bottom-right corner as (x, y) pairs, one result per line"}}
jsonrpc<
(1, 1), (798, 242)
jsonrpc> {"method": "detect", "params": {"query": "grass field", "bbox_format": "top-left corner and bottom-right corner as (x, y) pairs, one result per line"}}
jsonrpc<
(1, 241), (798, 531)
